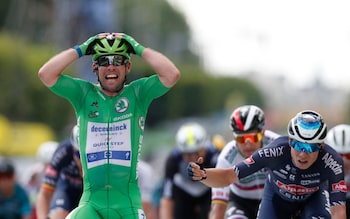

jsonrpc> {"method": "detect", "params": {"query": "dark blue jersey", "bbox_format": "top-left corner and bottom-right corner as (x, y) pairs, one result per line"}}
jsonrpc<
(43, 139), (82, 190)
(234, 136), (346, 206)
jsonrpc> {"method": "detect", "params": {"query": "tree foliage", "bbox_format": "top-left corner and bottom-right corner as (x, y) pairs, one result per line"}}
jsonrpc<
(0, 1), (265, 136)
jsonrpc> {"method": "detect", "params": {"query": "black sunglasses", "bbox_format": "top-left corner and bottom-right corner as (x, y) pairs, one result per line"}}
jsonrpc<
(96, 55), (128, 67)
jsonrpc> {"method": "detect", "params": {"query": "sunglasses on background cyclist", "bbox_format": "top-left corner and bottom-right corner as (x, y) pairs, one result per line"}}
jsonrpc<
(289, 139), (322, 153)
(235, 132), (263, 144)
(96, 55), (128, 67)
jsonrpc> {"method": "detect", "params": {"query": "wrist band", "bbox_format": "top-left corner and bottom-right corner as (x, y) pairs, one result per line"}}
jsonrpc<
(74, 45), (83, 58)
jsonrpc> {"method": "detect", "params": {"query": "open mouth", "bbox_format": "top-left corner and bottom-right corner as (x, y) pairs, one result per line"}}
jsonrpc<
(298, 160), (308, 164)
(105, 74), (118, 79)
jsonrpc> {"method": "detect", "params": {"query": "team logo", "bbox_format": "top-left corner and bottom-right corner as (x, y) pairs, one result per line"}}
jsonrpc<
(115, 98), (129, 113)
(87, 153), (97, 161)
(139, 116), (145, 130)
(91, 101), (99, 108)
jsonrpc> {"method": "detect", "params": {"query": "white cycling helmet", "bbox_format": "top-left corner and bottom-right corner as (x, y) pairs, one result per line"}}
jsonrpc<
(325, 124), (350, 154)
(288, 110), (327, 144)
(70, 125), (79, 150)
(230, 105), (265, 134)
(176, 122), (208, 153)
(36, 141), (59, 164)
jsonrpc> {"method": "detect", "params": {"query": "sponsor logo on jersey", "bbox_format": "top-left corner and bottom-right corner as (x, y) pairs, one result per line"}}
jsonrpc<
(90, 101), (99, 108)
(276, 180), (319, 195)
(88, 111), (99, 118)
(300, 179), (320, 185)
(90, 124), (127, 132)
(301, 172), (320, 178)
(138, 116), (145, 131)
(332, 180), (347, 193)
(115, 98), (129, 113)
(257, 146), (283, 158)
(88, 101), (99, 118)
(322, 153), (343, 175)
(273, 170), (288, 179)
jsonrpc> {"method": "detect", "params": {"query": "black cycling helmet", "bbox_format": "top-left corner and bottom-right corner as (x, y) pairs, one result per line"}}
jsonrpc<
(0, 157), (15, 175)
(288, 110), (327, 144)
(230, 105), (265, 134)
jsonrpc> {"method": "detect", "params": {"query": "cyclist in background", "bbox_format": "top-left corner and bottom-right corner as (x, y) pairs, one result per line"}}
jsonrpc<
(36, 125), (82, 219)
(38, 32), (180, 219)
(326, 124), (350, 218)
(209, 105), (279, 219)
(189, 110), (346, 219)
(25, 141), (58, 219)
(160, 122), (219, 219)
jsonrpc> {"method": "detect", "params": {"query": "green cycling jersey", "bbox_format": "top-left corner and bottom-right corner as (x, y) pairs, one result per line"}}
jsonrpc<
(50, 74), (169, 219)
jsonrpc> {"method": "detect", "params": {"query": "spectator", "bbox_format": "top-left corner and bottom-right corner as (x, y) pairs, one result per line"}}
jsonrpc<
(0, 156), (31, 219)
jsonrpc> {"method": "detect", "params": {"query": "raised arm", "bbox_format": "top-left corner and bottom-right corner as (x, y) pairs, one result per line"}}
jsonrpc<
(141, 48), (180, 87)
(117, 33), (180, 88)
(38, 48), (78, 87)
(38, 33), (110, 87)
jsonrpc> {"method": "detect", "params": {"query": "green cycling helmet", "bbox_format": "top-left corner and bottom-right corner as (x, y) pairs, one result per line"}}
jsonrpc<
(92, 35), (131, 61)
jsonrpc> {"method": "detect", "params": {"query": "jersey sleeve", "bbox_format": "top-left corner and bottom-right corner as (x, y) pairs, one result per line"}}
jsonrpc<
(42, 142), (70, 189)
(138, 160), (154, 202)
(322, 145), (347, 206)
(130, 75), (170, 108)
(49, 75), (93, 113)
(234, 137), (287, 179)
(211, 142), (234, 203)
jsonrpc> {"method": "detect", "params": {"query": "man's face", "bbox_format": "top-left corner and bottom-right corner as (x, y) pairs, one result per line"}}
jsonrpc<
(290, 147), (319, 169)
(235, 130), (264, 158)
(289, 138), (321, 169)
(95, 55), (131, 95)
(0, 174), (15, 193)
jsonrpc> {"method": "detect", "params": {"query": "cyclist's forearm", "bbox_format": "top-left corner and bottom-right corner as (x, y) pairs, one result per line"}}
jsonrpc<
(38, 48), (78, 87)
(36, 187), (54, 219)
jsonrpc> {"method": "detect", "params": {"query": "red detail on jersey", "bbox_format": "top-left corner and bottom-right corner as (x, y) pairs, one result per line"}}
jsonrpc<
(243, 156), (255, 165)
(276, 180), (319, 195)
(332, 180), (347, 193)
(45, 165), (58, 177)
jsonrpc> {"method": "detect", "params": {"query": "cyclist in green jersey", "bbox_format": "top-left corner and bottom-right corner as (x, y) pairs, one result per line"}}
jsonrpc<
(38, 32), (180, 219)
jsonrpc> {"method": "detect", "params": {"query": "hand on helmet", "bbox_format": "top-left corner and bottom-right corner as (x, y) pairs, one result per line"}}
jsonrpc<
(74, 33), (110, 58)
(120, 33), (145, 56)
(187, 157), (207, 181)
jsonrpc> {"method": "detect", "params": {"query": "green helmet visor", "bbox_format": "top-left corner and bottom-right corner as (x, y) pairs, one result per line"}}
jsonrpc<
(92, 37), (131, 61)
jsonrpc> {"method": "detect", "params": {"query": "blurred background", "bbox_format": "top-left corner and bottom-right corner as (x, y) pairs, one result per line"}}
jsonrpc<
(0, 0), (349, 185)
